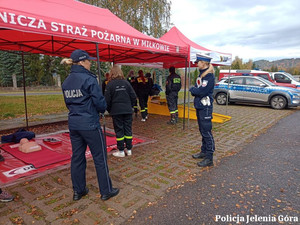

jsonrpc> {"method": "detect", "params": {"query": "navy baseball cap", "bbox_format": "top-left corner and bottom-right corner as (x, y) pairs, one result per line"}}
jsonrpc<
(70, 49), (96, 63)
(194, 54), (212, 63)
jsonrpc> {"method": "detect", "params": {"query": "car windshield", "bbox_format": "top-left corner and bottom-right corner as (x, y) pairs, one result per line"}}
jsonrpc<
(283, 72), (298, 81)
(260, 78), (276, 86)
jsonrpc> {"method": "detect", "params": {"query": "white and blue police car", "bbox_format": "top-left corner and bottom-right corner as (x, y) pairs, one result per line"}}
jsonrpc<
(214, 76), (300, 110)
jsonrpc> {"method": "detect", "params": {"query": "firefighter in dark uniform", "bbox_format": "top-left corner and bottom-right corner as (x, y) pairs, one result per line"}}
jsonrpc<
(127, 70), (138, 116)
(135, 70), (150, 121)
(101, 72), (110, 95)
(189, 54), (215, 167)
(61, 49), (119, 201)
(105, 65), (137, 157)
(166, 66), (181, 124)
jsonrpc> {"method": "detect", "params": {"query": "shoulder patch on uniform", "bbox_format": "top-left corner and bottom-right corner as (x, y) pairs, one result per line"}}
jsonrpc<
(202, 80), (208, 87)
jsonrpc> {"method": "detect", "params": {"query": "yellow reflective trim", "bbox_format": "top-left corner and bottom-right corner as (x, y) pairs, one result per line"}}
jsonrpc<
(175, 110), (178, 113)
(145, 107), (148, 110)
(124, 136), (133, 139)
(141, 109), (146, 112)
(116, 137), (124, 141)
(173, 78), (181, 83)
(170, 111), (176, 114)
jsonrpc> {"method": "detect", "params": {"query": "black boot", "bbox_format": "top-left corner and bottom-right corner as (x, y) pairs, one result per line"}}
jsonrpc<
(192, 152), (206, 159)
(167, 114), (176, 125)
(197, 158), (213, 167)
(175, 112), (179, 123)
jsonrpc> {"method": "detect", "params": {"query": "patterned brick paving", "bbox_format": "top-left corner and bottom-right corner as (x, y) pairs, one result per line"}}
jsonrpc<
(0, 104), (298, 225)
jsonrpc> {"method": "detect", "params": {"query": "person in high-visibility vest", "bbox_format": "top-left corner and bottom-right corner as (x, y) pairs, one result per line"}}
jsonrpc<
(165, 66), (182, 124)
(135, 70), (151, 121)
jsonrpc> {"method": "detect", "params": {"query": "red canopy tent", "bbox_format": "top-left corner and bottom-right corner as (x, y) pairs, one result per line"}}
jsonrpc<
(0, 0), (190, 129)
(0, 0), (188, 63)
(160, 26), (232, 67)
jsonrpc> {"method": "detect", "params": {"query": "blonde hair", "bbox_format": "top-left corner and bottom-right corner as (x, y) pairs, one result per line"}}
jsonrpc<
(109, 65), (124, 80)
(200, 63), (214, 78)
(60, 58), (73, 65)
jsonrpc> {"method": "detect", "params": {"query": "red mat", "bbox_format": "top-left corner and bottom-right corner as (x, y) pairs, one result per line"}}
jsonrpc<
(0, 143), (71, 168)
(0, 130), (147, 185)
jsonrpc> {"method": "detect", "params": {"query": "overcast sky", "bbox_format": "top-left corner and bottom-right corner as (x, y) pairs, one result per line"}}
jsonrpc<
(170, 0), (300, 62)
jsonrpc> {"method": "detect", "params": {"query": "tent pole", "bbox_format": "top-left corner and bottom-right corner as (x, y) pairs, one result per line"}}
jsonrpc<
(95, 43), (102, 86)
(21, 52), (29, 130)
(183, 56), (188, 130)
(187, 61), (191, 129)
(95, 43), (107, 147)
(226, 66), (231, 115)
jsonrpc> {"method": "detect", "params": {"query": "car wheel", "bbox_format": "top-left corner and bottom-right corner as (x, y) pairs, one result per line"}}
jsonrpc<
(270, 95), (287, 109)
(215, 93), (227, 105)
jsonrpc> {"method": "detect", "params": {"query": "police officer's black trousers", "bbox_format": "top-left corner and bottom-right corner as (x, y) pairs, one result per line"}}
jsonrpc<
(69, 128), (112, 195)
(112, 114), (133, 151)
(138, 94), (149, 119)
(196, 107), (215, 160)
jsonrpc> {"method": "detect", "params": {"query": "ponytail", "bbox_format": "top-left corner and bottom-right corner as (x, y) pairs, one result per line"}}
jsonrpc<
(60, 58), (73, 65)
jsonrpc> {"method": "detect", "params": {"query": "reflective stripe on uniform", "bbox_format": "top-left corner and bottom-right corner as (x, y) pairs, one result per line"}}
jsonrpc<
(124, 135), (133, 139)
(116, 137), (124, 141)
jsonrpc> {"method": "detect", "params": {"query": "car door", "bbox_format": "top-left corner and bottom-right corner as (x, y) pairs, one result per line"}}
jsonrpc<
(243, 77), (269, 102)
(227, 77), (244, 100)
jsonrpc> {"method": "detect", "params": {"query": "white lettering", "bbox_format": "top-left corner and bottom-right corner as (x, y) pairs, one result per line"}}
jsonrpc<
(115, 34), (120, 42)
(8, 13), (17, 24)
(0, 12), (8, 23)
(133, 38), (139, 46)
(74, 26), (81, 35)
(66, 25), (74, 34)
(37, 19), (46, 30)
(17, 15), (27, 26)
(126, 37), (131, 44)
(27, 16), (36, 28)
(51, 22), (58, 32)
(64, 89), (83, 98)
(110, 33), (115, 42)
(91, 30), (96, 38)
(81, 26), (88, 36)
(58, 23), (66, 32)
(104, 31), (109, 40)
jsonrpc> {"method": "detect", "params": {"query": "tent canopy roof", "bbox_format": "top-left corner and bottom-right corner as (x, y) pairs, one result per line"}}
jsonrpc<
(160, 26), (232, 67)
(0, 0), (188, 65)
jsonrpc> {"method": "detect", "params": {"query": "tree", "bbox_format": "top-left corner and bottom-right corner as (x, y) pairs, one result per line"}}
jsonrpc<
(0, 51), (22, 87)
(80, 0), (171, 38)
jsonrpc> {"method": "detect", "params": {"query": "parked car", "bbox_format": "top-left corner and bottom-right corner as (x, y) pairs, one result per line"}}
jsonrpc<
(219, 69), (298, 89)
(270, 72), (300, 87)
(214, 76), (300, 109)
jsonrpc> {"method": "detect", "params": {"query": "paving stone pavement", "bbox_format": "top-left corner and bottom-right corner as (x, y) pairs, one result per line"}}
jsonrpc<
(0, 103), (298, 225)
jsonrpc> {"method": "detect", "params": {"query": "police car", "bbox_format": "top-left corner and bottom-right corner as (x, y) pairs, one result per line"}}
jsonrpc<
(214, 76), (300, 110)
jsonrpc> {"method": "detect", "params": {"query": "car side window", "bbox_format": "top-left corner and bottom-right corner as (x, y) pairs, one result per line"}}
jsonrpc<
(229, 77), (244, 85)
(245, 78), (264, 86)
(275, 74), (290, 81)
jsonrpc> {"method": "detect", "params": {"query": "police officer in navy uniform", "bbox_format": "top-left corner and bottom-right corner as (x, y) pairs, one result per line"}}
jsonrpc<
(189, 54), (215, 167)
(166, 66), (182, 124)
(61, 49), (119, 201)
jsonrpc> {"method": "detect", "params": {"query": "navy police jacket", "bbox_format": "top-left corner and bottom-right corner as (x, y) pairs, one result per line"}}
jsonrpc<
(189, 68), (215, 110)
(62, 65), (106, 130)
